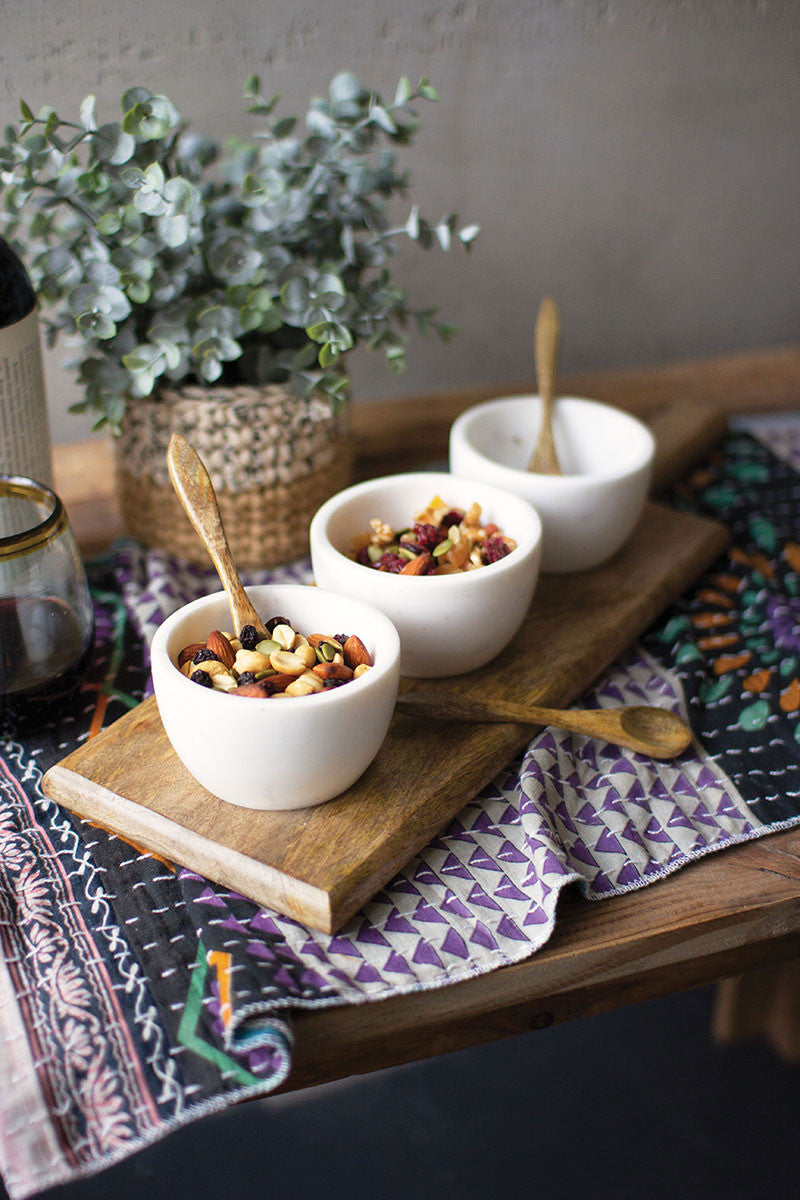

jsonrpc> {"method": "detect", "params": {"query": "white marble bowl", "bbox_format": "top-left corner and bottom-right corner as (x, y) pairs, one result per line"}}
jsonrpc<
(309, 471), (542, 677)
(449, 395), (655, 573)
(150, 583), (400, 810)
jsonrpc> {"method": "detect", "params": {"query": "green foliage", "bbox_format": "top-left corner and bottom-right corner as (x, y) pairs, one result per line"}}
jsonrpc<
(0, 74), (477, 431)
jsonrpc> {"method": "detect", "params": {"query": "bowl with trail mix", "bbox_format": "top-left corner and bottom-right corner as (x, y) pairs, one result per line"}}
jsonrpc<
(309, 472), (542, 676)
(150, 583), (400, 810)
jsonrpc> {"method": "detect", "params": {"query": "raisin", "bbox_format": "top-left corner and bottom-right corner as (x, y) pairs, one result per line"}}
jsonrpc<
(192, 647), (217, 664)
(265, 616), (291, 634)
(411, 522), (448, 552)
(237, 671), (257, 686)
(192, 670), (213, 688)
(375, 552), (406, 573)
(332, 634), (349, 645)
(483, 535), (511, 564)
(239, 624), (258, 649)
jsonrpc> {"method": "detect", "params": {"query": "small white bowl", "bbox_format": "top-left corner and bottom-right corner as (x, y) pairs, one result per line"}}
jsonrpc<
(449, 395), (655, 573)
(309, 471), (542, 677)
(150, 583), (400, 810)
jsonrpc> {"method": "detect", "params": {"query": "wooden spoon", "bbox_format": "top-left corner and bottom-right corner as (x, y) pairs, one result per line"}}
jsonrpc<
(526, 296), (562, 474)
(396, 689), (692, 759)
(166, 432), (267, 636)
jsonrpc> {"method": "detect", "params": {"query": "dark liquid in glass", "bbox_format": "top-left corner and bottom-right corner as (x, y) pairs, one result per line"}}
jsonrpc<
(0, 595), (94, 732)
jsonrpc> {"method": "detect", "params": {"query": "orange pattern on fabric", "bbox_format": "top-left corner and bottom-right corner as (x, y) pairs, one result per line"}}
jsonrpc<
(714, 652), (752, 675)
(743, 668), (771, 693)
(692, 612), (732, 629)
(712, 573), (745, 594)
(780, 679), (800, 713)
(207, 950), (234, 1028)
(730, 547), (776, 581)
(697, 588), (734, 608)
(697, 633), (739, 650)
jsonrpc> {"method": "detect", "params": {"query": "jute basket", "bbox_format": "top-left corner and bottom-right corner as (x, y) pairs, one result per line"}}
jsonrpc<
(113, 383), (352, 568)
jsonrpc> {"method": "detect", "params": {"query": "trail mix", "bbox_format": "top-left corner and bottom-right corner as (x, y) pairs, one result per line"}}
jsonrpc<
(351, 495), (516, 575)
(176, 617), (373, 698)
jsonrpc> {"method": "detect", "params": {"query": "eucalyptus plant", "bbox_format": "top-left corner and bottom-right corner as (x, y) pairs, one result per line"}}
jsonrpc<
(0, 72), (478, 430)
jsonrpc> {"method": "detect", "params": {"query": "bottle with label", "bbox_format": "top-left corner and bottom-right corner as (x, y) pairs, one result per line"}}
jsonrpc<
(0, 237), (53, 487)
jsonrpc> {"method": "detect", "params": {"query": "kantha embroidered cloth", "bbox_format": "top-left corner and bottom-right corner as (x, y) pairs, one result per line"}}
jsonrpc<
(1, 426), (799, 1198)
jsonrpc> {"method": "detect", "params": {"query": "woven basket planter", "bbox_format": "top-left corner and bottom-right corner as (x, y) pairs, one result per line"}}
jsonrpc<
(113, 383), (352, 568)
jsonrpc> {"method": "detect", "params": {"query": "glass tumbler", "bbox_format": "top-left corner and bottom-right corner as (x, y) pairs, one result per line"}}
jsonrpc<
(0, 475), (94, 732)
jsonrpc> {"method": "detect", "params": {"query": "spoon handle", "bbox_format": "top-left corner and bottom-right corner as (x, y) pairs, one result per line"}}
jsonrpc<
(166, 433), (267, 636)
(395, 690), (691, 759)
(527, 296), (561, 474)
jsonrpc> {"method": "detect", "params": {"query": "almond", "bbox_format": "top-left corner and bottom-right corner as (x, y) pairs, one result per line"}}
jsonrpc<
(262, 672), (297, 693)
(313, 661), (354, 682)
(307, 633), (329, 648)
(343, 634), (373, 670)
(232, 682), (272, 698)
(400, 552), (434, 576)
(178, 642), (206, 668)
(206, 629), (235, 669)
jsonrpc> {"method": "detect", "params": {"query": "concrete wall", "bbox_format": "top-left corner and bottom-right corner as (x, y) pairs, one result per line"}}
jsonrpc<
(1, 0), (798, 441)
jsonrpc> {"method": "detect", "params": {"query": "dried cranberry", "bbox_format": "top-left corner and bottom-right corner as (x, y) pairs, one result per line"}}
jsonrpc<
(239, 624), (258, 649)
(440, 509), (465, 529)
(400, 541), (424, 556)
(375, 552), (406, 573)
(237, 671), (257, 686)
(266, 616), (291, 633)
(411, 522), (447, 552)
(355, 546), (371, 566)
(483, 535), (511, 564)
(192, 669), (213, 688)
(192, 647), (218, 664)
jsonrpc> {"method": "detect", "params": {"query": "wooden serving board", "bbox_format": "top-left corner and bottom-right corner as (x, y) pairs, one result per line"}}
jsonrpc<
(43, 405), (730, 934)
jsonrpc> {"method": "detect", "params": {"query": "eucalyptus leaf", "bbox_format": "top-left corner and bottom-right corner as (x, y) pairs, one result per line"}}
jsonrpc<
(93, 123), (135, 165)
(0, 72), (476, 428)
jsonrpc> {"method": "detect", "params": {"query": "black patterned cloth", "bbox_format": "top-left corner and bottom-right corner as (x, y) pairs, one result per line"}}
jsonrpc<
(2, 425), (800, 1199)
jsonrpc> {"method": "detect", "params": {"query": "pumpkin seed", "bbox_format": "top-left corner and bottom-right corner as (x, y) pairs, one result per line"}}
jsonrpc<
(255, 638), (281, 656)
(433, 538), (453, 557)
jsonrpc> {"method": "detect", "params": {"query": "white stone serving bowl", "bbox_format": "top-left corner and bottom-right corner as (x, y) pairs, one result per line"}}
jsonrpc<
(309, 472), (542, 677)
(449, 395), (655, 573)
(150, 583), (400, 811)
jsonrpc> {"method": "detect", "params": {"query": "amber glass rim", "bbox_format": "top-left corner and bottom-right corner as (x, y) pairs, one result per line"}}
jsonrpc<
(0, 475), (68, 559)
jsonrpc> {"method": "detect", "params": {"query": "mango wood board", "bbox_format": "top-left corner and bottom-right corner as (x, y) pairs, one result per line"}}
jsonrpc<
(43, 498), (728, 933)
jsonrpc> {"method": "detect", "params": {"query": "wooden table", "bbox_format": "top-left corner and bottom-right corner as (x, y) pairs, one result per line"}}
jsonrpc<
(53, 342), (800, 1086)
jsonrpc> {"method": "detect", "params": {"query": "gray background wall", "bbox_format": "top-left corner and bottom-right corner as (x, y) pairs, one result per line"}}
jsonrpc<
(1, 0), (798, 442)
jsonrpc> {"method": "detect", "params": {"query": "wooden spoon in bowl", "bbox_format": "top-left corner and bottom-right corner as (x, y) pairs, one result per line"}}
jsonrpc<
(396, 689), (692, 760)
(167, 432), (268, 637)
(526, 296), (562, 474)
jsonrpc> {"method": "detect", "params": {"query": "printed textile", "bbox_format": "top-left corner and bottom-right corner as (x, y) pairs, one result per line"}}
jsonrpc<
(1, 428), (800, 1198)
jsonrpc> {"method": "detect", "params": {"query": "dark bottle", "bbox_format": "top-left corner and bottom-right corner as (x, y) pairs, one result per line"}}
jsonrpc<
(0, 236), (53, 486)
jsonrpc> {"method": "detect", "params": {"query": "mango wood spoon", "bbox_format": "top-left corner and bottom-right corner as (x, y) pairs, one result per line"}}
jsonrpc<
(526, 296), (562, 474)
(396, 689), (692, 759)
(166, 432), (268, 637)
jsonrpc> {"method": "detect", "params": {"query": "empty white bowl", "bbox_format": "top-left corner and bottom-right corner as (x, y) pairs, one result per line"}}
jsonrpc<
(449, 395), (655, 573)
(309, 471), (542, 677)
(150, 583), (400, 810)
